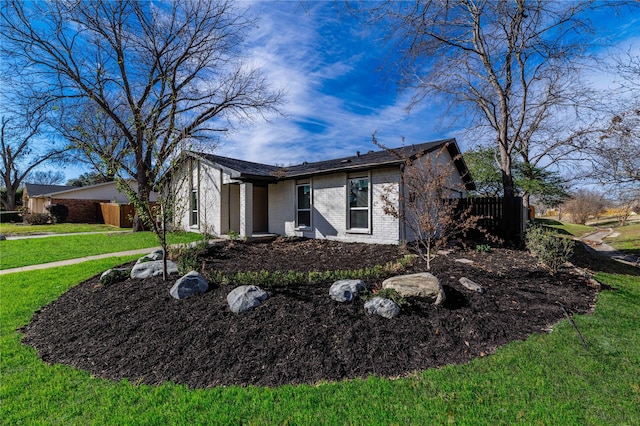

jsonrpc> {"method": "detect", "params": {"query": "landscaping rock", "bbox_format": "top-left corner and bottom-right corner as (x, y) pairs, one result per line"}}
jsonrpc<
(170, 271), (209, 300)
(364, 297), (400, 319)
(459, 277), (485, 294)
(0, 234), (6, 241)
(100, 268), (130, 286)
(329, 279), (366, 302)
(137, 249), (164, 263)
(130, 259), (178, 279)
(227, 285), (268, 313)
(382, 272), (445, 305)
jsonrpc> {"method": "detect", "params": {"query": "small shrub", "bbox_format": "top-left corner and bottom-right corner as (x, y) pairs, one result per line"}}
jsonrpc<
(207, 255), (417, 288)
(171, 242), (208, 274)
(46, 204), (69, 223)
(100, 268), (131, 286)
(525, 225), (574, 273)
(23, 213), (50, 225)
(476, 244), (491, 253)
(361, 287), (408, 307)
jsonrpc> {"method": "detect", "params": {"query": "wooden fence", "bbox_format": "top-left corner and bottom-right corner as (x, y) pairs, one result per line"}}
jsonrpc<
(454, 196), (526, 243)
(99, 203), (136, 228)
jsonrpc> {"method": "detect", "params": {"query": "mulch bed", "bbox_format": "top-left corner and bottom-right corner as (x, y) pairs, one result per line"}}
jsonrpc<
(19, 237), (600, 388)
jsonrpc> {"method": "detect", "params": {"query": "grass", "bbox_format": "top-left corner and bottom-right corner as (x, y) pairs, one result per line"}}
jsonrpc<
(1, 243), (639, 423)
(605, 222), (640, 253)
(0, 222), (123, 236)
(0, 231), (204, 270)
(535, 218), (596, 237)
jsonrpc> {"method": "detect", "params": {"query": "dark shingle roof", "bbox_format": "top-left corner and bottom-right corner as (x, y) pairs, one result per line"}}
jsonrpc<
(24, 183), (80, 197)
(282, 140), (453, 178)
(188, 138), (475, 189)
(189, 153), (282, 181)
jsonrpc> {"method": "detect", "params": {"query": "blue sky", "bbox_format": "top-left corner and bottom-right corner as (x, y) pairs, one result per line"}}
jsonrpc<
(211, 0), (640, 168)
(49, 1), (639, 179)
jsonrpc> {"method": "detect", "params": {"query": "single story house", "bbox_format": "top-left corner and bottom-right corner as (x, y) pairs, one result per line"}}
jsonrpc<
(24, 181), (158, 224)
(170, 139), (475, 245)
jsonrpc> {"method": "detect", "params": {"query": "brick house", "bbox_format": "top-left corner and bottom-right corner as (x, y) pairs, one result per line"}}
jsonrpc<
(170, 139), (475, 244)
(23, 181), (158, 224)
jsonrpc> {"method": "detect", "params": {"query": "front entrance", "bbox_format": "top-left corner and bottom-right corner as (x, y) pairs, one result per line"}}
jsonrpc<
(252, 185), (268, 233)
(223, 182), (268, 236)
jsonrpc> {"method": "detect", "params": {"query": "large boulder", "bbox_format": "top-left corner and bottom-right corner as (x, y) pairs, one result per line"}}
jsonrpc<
(170, 271), (209, 300)
(364, 297), (401, 319)
(227, 285), (268, 313)
(329, 279), (366, 302)
(382, 272), (445, 305)
(130, 259), (178, 279)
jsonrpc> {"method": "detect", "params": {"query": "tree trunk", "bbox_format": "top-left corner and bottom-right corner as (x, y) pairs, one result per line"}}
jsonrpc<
(133, 168), (151, 232)
(4, 185), (17, 211)
(501, 170), (516, 198)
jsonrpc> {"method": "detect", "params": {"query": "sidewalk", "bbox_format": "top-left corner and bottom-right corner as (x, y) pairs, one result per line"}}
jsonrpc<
(580, 228), (639, 267)
(0, 247), (161, 276)
(0, 238), (225, 276)
(2, 230), (131, 240)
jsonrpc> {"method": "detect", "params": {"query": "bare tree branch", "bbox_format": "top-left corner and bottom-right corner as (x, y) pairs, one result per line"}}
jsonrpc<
(2, 0), (284, 232)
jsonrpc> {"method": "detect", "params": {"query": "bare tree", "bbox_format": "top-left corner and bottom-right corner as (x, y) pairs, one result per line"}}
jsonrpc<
(1, 112), (64, 210)
(29, 170), (66, 186)
(562, 188), (606, 225)
(57, 102), (130, 182)
(378, 139), (479, 269)
(587, 52), (640, 189)
(354, 0), (628, 200)
(2, 0), (283, 233)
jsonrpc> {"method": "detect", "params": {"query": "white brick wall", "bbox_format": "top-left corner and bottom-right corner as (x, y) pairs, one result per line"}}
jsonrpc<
(173, 152), (467, 245)
(268, 167), (402, 245)
(268, 180), (294, 234)
(172, 159), (224, 236)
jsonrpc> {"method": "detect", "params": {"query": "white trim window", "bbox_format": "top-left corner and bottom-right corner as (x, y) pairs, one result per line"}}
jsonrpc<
(296, 182), (311, 228)
(348, 175), (369, 230)
(190, 188), (198, 227)
(189, 160), (199, 227)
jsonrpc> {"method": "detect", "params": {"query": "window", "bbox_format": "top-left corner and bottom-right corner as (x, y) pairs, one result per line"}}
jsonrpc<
(190, 188), (198, 226)
(296, 183), (311, 228)
(348, 176), (369, 229)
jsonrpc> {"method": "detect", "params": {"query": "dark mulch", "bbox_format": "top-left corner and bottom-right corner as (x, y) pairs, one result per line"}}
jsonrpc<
(20, 237), (600, 388)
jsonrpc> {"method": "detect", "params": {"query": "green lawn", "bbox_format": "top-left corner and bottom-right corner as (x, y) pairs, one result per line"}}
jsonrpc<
(0, 223), (122, 236)
(535, 218), (596, 237)
(0, 231), (204, 270)
(1, 250), (639, 423)
(605, 222), (640, 253)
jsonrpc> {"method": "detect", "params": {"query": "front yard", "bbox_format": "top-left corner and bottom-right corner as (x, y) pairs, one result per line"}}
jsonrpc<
(1, 230), (639, 424)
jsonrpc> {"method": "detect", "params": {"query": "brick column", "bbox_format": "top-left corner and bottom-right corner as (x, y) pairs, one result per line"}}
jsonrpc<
(239, 182), (253, 238)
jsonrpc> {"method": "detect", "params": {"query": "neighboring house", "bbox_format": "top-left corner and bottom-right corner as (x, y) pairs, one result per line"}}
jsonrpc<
(170, 139), (475, 244)
(23, 181), (158, 223)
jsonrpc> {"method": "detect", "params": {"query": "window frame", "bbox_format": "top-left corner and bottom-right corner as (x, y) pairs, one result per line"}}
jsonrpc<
(295, 181), (312, 229)
(347, 173), (371, 233)
(189, 161), (199, 228)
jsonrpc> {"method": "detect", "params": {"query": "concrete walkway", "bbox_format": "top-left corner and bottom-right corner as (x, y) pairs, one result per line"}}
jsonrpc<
(0, 237), (226, 276)
(0, 247), (161, 276)
(580, 228), (639, 267)
(1, 230), (132, 240)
